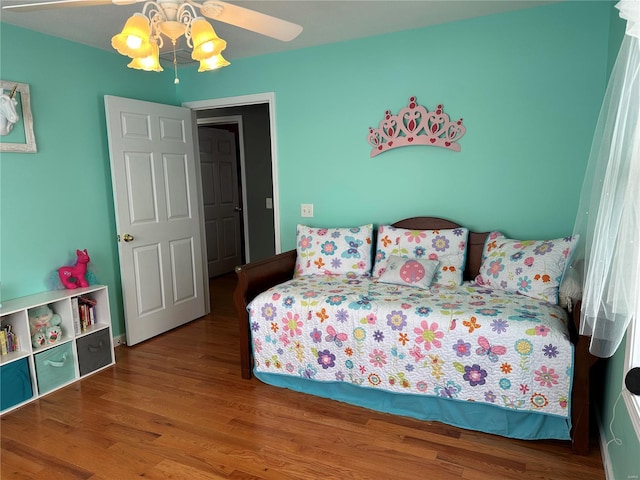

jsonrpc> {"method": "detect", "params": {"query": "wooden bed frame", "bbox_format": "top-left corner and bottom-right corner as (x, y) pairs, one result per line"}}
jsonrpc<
(234, 217), (597, 454)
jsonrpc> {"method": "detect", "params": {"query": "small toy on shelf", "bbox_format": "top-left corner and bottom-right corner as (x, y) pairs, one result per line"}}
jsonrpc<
(28, 304), (62, 348)
(46, 324), (62, 344)
(58, 249), (90, 289)
(31, 330), (46, 348)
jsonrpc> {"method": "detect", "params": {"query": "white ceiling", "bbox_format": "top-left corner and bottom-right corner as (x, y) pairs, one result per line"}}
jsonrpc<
(0, 0), (555, 65)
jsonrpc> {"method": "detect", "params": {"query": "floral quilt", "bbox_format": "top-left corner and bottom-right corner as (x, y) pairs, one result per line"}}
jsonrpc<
(248, 276), (574, 418)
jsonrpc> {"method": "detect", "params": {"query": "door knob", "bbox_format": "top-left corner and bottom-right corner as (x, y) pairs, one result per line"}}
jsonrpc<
(122, 233), (134, 242)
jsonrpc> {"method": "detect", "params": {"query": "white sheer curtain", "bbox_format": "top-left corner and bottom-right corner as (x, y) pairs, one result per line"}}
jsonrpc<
(572, 0), (640, 358)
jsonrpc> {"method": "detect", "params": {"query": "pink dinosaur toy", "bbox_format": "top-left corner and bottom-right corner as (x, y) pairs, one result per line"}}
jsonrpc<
(58, 249), (90, 289)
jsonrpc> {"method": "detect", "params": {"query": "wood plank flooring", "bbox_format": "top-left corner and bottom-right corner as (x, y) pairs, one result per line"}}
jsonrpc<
(1, 274), (606, 479)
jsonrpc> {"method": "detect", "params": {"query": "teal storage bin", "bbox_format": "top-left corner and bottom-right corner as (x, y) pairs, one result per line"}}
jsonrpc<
(77, 329), (113, 376)
(34, 342), (76, 395)
(1, 358), (34, 411)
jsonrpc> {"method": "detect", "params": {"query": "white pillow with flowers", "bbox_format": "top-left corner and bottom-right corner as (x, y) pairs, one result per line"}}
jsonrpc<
(294, 224), (373, 277)
(475, 231), (579, 304)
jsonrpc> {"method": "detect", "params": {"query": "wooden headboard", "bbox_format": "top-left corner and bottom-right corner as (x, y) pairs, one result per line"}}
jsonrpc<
(391, 216), (489, 282)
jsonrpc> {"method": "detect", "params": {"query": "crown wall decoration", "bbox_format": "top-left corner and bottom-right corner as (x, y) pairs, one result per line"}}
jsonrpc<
(367, 96), (466, 157)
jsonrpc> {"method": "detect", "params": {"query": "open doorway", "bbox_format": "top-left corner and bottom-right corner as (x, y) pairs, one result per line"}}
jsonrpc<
(185, 93), (280, 276)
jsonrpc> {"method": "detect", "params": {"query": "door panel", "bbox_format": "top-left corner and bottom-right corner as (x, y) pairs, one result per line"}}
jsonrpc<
(199, 127), (242, 277)
(164, 155), (190, 219)
(126, 152), (158, 224)
(170, 238), (196, 303)
(160, 117), (186, 141)
(105, 95), (206, 346)
(134, 244), (164, 315)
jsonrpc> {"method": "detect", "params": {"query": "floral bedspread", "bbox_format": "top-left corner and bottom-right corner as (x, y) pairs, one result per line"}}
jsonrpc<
(248, 276), (574, 418)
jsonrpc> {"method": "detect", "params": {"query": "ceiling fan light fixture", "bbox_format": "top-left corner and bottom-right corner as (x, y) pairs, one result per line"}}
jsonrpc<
(190, 17), (226, 61)
(111, 13), (152, 58)
(197, 52), (230, 72)
(158, 20), (187, 42)
(103, 0), (301, 77)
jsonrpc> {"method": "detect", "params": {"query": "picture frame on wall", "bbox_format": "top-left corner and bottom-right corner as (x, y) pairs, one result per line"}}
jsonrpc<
(0, 80), (37, 153)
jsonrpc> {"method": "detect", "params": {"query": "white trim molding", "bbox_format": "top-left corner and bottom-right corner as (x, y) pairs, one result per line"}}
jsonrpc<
(183, 93), (281, 254)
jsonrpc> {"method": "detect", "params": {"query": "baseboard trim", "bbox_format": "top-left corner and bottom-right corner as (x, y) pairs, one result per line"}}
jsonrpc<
(595, 404), (616, 480)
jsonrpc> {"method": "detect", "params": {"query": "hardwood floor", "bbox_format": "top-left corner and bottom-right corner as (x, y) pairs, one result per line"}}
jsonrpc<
(1, 274), (606, 479)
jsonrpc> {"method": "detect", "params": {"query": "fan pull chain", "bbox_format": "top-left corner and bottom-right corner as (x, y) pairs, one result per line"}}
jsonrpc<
(172, 40), (180, 84)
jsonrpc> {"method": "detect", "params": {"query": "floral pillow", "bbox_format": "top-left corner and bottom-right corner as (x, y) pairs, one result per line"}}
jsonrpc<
(294, 224), (373, 277)
(475, 231), (580, 304)
(372, 225), (468, 287)
(377, 255), (440, 289)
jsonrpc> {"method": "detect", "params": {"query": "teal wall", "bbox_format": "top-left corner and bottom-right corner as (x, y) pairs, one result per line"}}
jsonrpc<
(0, 23), (177, 335)
(2, 3), (637, 475)
(177, 1), (610, 247)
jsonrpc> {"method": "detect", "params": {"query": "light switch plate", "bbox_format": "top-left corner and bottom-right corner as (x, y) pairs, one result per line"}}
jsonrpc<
(301, 203), (314, 217)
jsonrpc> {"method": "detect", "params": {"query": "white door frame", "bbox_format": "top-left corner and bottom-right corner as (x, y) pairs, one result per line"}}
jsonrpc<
(183, 93), (281, 255)
(196, 116), (251, 262)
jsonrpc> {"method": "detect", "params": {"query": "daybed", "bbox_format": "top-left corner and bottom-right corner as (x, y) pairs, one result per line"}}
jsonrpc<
(234, 216), (597, 454)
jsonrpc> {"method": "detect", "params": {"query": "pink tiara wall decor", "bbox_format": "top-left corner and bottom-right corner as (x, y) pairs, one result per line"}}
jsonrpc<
(367, 96), (466, 157)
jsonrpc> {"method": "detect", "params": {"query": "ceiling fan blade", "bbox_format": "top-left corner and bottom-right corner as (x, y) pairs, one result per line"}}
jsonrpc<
(199, 0), (303, 42)
(1, 0), (140, 12)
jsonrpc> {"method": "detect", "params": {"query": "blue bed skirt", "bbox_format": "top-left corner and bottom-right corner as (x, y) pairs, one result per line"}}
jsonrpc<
(255, 370), (572, 441)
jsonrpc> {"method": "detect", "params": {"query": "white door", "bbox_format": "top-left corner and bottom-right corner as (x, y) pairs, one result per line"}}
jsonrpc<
(105, 95), (207, 346)
(199, 127), (243, 277)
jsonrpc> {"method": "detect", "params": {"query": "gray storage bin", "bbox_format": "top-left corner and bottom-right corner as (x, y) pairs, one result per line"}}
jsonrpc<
(76, 329), (113, 376)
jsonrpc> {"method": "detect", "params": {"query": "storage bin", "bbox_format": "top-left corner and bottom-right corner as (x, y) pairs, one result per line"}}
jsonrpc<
(0, 358), (33, 411)
(76, 329), (113, 376)
(34, 342), (76, 394)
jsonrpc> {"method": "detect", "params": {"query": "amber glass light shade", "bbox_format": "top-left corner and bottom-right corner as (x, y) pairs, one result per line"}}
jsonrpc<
(127, 40), (163, 72)
(111, 13), (152, 58)
(198, 53), (231, 72)
(190, 18), (227, 61)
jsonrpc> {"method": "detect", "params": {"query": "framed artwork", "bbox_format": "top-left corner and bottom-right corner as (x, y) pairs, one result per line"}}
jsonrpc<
(0, 80), (37, 153)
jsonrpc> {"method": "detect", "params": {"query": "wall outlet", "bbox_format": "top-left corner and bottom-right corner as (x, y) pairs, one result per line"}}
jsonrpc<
(301, 203), (314, 217)
(266, 197), (273, 209)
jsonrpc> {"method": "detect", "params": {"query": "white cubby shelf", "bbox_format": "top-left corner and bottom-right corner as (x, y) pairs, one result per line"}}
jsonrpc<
(0, 285), (115, 415)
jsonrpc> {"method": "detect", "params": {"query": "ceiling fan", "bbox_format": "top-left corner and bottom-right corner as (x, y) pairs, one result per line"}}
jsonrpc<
(3, 0), (304, 79)
(2, 0), (303, 42)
